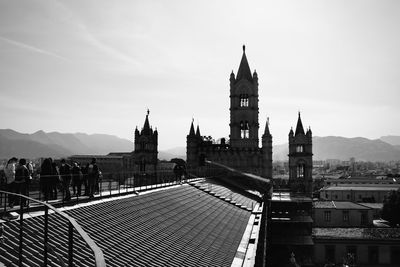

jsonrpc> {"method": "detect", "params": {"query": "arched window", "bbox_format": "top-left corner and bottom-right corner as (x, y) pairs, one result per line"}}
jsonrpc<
(240, 94), (249, 107)
(240, 121), (249, 139)
(296, 145), (304, 153)
(297, 164), (305, 178)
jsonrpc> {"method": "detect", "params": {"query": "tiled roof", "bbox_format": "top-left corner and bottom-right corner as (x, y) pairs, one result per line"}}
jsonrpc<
(0, 184), (252, 267)
(359, 203), (383, 209)
(313, 228), (400, 240)
(192, 179), (259, 211)
(314, 201), (371, 210)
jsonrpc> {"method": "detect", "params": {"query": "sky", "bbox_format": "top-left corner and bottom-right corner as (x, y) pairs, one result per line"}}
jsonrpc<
(0, 0), (399, 150)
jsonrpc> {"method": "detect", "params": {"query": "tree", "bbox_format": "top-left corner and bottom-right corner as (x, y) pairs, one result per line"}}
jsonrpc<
(382, 191), (400, 226)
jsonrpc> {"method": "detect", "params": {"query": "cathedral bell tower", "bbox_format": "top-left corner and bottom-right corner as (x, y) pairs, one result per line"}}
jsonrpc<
(288, 112), (313, 196)
(134, 109), (158, 174)
(229, 45), (259, 149)
(262, 118), (273, 178)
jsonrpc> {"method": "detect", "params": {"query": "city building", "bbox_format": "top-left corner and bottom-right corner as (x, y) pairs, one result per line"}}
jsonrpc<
(324, 177), (400, 187)
(313, 201), (373, 227)
(313, 228), (400, 266)
(319, 184), (400, 203)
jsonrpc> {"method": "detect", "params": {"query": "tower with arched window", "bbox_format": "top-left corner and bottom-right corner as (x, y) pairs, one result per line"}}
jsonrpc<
(186, 46), (272, 178)
(229, 45), (259, 149)
(134, 110), (158, 174)
(288, 112), (313, 196)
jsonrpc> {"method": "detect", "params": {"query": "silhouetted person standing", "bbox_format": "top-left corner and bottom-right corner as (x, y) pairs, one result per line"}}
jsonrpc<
(40, 158), (53, 201)
(51, 159), (59, 200)
(59, 159), (71, 201)
(4, 157), (18, 207)
(15, 158), (29, 206)
(71, 162), (82, 196)
(87, 158), (99, 199)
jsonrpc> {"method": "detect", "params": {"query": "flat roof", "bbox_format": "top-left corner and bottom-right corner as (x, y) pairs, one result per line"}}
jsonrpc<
(272, 192), (312, 202)
(359, 203), (384, 209)
(313, 228), (400, 240)
(321, 185), (400, 191)
(314, 201), (371, 210)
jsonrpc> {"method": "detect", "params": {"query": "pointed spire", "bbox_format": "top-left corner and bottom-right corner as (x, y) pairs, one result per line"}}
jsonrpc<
(289, 127), (294, 137)
(236, 45), (253, 83)
(295, 112), (305, 136)
(196, 124), (201, 137)
(307, 126), (312, 136)
(189, 119), (195, 136)
(143, 109), (150, 133)
(264, 117), (270, 135)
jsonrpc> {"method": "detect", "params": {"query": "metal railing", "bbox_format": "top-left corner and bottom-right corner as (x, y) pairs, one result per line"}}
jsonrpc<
(0, 190), (106, 267)
(0, 170), (189, 210)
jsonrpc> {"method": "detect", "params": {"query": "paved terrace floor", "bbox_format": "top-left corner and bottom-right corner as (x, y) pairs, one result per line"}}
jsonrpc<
(0, 184), (252, 267)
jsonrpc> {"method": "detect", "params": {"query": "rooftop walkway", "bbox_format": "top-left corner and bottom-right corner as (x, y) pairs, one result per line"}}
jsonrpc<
(0, 183), (254, 267)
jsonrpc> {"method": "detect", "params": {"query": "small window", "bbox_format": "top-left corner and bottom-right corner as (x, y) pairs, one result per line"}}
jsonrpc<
(325, 245), (335, 263)
(240, 121), (249, 139)
(343, 211), (349, 222)
(361, 211), (368, 226)
(240, 94), (249, 107)
(346, 194), (350, 200)
(391, 247), (400, 264)
(346, 246), (357, 264)
(369, 246), (379, 264)
(296, 145), (304, 153)
(297, 164), (305, 178)
(324, 211), (331, 222)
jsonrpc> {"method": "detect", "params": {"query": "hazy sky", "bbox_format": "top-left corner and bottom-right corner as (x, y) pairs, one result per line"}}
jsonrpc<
(1, 0), (399, 150)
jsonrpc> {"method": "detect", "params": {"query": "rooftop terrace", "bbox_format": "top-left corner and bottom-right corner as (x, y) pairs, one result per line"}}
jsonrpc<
(0, 183), (258, 267)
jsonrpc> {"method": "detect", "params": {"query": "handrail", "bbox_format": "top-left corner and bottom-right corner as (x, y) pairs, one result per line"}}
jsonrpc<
(0, 190), (106, 267)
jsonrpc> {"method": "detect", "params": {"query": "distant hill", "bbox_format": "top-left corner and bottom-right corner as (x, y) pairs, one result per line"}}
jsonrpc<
(161, 136), (400, 162)
(273, 136), (400, 162)
(159, 147), (186, 161)
(1, 129), (399, 162)
(0, 129), (133, 159)
(380, 135), (400, 146)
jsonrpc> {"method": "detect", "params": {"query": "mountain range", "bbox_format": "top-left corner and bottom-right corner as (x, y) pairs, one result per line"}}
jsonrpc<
(273, 136), (400, 162)
(0, 129), (133, 159)
(0, 129), (399, 162)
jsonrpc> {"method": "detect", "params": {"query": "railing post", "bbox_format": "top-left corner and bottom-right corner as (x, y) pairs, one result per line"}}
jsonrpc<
(3, 192), (6, 214)
(100, 178), (102, 197)
(19, 195), (23, 267)
(118, 177), (121, 195)
(44, 205), (48, 267)
(68, 221), (73, 267)
(109, 180), (111, 196)
(62, 185), (65, 206)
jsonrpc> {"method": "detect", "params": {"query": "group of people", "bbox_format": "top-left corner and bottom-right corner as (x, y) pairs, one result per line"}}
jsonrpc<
(2, 157), (101, 206)
(4, 157), (33, 207)
(40, 157), (101, 201)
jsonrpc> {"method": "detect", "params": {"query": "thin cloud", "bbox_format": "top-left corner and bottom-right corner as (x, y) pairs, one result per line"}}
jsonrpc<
(0, 36), (69, 62)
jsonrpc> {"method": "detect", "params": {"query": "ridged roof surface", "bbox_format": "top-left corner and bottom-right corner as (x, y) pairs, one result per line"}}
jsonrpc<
(0, 185), (251, 267)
